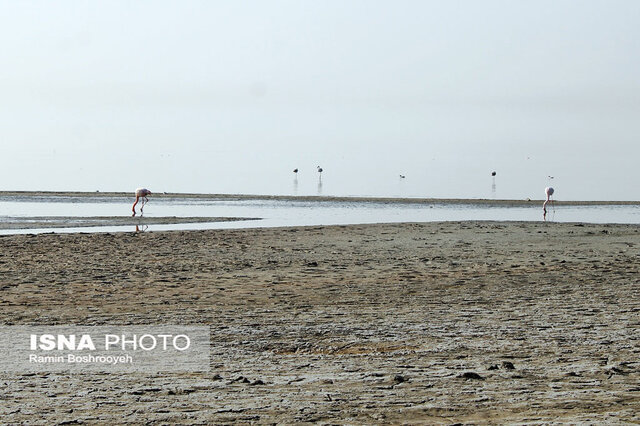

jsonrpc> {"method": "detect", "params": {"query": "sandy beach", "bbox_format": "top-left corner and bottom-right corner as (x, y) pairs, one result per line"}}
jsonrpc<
(1, 220), (640, 424)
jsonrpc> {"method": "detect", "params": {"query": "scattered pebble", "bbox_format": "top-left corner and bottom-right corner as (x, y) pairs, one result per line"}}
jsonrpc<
(393, 374), (407, 384)
(460, 372), (484, 380)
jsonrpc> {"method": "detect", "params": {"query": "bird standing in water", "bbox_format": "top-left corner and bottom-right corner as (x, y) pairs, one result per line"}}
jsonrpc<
(132, 188), (151, 217)
(543, 186), (554, 220)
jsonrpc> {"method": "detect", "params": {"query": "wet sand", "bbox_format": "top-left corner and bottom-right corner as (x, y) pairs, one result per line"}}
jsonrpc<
(1, 221), (640, 424)
(0, 216), (259, 230)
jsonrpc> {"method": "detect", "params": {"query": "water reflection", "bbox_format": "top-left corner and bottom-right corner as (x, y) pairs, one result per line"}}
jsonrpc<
(543, 201), (556, 222)
(1, 195), (640, 235)
(135, 224), (149, 232)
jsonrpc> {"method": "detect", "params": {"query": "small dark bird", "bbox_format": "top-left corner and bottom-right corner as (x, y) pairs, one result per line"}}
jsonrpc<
(317, 166), (323, 174)
(399, 175), (406, 179)
(491, 171), (496, 177)
(293, 168), (298, 174)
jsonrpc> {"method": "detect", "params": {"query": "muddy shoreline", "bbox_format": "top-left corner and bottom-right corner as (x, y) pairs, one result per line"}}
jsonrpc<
(0, 216), (260, 230)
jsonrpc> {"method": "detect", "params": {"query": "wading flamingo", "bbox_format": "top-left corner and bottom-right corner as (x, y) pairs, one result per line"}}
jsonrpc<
(543, 186), (554, 220)
(132, 188), (151, 217)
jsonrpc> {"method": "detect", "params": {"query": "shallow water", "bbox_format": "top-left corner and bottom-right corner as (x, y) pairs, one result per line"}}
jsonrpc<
(0, 195), (639, 235)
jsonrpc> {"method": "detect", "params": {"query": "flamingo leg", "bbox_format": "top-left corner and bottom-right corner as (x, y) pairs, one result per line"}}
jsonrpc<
(132, 196), (140, 217)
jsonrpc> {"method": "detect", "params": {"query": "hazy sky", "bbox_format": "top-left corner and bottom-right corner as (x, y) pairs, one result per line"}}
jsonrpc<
(1, 1), (639, 199)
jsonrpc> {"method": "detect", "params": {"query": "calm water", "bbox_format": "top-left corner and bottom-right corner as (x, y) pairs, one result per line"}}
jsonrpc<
(0, 195), (639, 235)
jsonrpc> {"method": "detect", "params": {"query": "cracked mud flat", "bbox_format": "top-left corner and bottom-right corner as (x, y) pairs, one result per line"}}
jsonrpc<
(1, 221), (639, 424)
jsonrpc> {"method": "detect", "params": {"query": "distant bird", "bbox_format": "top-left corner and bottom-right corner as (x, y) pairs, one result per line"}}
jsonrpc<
(132, 188), (151, 217)
(293, 168), (298, 174)
(543, 186), (554, 218)
(399, 175), (406, 179)
(491, 171), (497, 196)
(317, 166), (323, 174)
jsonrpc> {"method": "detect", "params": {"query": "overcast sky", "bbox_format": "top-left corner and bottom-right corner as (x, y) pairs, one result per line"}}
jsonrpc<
(1, 1), (639, 199)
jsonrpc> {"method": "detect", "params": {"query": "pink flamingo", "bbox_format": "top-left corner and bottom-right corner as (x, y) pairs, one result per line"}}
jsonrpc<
(543, 186), (554, 220)
(132, 188), (151, 217)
